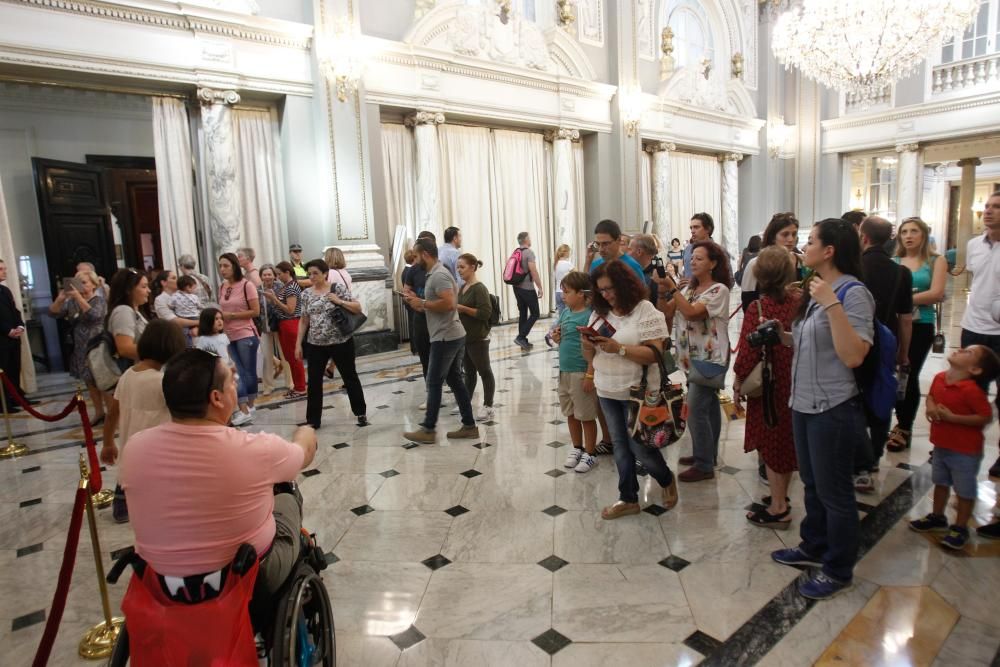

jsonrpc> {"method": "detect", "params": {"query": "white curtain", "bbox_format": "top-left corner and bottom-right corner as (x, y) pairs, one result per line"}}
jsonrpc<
(490, 129), (551, 321)
(670, 151), (722, 243)
(380, 123), (418, 252)
(233, 108), (285, 265)
(0, 174), (36, 393)
(151, 98), (199, 272)
(640, 150), (653, 234)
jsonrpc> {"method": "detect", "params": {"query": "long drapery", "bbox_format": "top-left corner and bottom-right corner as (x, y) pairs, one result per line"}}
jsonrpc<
(151, 97), (199, 272)
(233, 108), (286, 265)
(669, 151), (722, 244)
(641, 150), (653, 236)
(0, 173), (36, 393)
(381, 123), (418, 252)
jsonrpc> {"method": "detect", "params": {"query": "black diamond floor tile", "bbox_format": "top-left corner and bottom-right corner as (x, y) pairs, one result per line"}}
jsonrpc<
(11, 609), (45, 632)
(643, 504), (667, 516)
(21, 466), (41, 474)
(720, 465), (741, 475)
(444, 505), (469, 517)
(545, 440), (566, 448)
(683, 629), (723, 656)
(19, 498), (41, 508)
(537, 555), (569, 572)
(658, 555), (691, 572)
(392, 391), (405, 395)
(473, 442), (493, 449)
(324, 551), (340, 565)
(302, 469), (321, 477)
(389, 625), (427, 651)
(460, 469), (482, 478)
(483, 421), (498, 426)
(376, 405), (390, 409)
(350, 504), (375, 516)
(16, 543), (43, 558)
(544, 469), (566, 478)
(542, 505), (567, 517)
(332, 442), (350, 449)
(421, 554), (452, 571)
(531, 628), (572, 655)
(896, 462), (916, 471)
(403, 442), (420, 449)
(380, 469), (400, 478)
(548, 419), (564, 425)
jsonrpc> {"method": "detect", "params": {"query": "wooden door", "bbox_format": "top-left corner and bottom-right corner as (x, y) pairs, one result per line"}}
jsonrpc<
(106, 168), (159, 270)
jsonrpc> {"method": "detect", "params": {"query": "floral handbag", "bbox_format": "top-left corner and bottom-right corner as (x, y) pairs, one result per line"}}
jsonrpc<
(629, 344), (686, 449)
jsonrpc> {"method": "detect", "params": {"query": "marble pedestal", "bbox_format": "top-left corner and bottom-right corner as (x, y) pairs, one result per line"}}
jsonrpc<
(341, 244), (399, 357)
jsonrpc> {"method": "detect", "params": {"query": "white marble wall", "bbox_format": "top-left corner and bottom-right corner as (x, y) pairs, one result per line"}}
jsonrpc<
(896, 143), (921, 221)
(549, 128), (579, 250)
(720, 154), (741, 263)
(648, 142), (674, 249)
(199, 89), (242, 253)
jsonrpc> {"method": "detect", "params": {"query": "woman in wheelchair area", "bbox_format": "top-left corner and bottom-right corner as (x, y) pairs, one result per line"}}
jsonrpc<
(120, 347), (318, 600)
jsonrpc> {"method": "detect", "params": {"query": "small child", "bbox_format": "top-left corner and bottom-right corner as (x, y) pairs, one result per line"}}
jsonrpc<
(909, 344), (1000, 549)
(555, 270), (600, 473)
(171, 275), (202, 320)
(193, 308), (232, 361)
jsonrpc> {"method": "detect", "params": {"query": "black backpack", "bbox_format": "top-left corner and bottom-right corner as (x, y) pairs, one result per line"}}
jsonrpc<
(488, 293), (500, 327)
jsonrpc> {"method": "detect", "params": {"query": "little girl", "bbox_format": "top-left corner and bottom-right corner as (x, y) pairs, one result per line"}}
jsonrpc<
(194, 308), (232, 361)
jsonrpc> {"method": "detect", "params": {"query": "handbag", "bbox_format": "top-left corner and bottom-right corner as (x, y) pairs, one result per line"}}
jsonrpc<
(85, 330), (131, 392)
(688, 358), (728, 389)
(329, 284), (367, 336)
(740, 300), (766, 399)
(628, 344), (686, 449)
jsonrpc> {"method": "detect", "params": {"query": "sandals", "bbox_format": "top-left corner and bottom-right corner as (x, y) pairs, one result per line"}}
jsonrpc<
(746, 507), (791, 529)
(284, 390), (306, 399)
(886, 426), (911, 453)
(761, 496), (791, 507)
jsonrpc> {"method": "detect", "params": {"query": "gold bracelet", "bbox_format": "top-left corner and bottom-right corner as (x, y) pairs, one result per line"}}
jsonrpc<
(584, 373), (594, 379)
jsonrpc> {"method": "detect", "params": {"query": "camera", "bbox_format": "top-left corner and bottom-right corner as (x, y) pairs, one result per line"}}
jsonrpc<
(650, 255), (666, 278)
(747, 320), (781, 348)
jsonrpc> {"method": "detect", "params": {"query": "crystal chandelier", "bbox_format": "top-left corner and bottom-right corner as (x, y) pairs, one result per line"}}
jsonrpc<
(771, 0), (980, 105)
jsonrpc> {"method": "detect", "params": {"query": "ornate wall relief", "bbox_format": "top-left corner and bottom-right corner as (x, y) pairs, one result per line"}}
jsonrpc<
(446, 3), (553, 71)
(184, 0), (260, 15)
(637, 0), (656, 60)
(576, 0), (604, 46)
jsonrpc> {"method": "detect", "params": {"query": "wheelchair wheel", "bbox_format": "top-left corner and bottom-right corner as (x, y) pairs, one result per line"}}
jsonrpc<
(106, 623), (129, 666)
(270, 568), (335, 666)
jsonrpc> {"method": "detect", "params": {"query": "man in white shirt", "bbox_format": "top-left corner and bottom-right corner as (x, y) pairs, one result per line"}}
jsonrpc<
(438, 226), (464, 288)
(959, 190), (1000, 485)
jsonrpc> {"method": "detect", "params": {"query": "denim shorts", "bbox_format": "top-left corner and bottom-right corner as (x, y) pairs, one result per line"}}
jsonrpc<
(931, 447), (983, 500)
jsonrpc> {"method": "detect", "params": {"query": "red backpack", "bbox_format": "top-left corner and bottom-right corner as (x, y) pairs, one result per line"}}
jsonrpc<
(503, 247), (529, 285)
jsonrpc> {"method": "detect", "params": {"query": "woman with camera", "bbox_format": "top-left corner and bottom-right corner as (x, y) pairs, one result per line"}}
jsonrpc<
(49, 269), (108, 424)
(659, 241), (733, 483)
(581, 259), (676, 519)
(733, 247), (799, 528)
(770, 218), (873, 600)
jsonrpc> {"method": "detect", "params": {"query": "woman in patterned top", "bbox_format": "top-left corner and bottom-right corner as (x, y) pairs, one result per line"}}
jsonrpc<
(294, 258), (368, 429)
(267, 261), (306, 397)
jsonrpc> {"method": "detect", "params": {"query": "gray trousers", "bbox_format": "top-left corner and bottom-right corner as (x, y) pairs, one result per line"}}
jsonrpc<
(256, 492), (302, 597)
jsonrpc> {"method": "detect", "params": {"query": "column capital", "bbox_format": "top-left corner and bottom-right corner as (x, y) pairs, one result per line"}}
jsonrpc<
(543, 127), (581, 142)
(404, 111), (446, 127)
(895, 142), (920, 153)
(197, 88), (240, 105)
(957, 157), (982, 168)
(718, 152), (743, 163)
(644, 141), (676, 154)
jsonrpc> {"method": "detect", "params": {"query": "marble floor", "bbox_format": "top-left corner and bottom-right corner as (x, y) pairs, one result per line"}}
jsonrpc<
(2, 290), (1000, 666)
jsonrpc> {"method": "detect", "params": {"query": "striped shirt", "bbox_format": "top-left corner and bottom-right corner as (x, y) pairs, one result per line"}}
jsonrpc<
(274, 279), (303, 319)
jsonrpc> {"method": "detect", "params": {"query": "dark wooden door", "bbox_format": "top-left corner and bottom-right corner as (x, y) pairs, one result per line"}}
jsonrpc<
(31, 158), (117, 297)
(106, 168), (159, 270)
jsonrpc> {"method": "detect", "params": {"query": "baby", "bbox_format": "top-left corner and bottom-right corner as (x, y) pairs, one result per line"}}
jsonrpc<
(171, 275), (202, 320)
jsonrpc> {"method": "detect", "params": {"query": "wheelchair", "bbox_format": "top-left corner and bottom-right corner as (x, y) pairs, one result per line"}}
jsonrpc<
(105, 529), (335, 666)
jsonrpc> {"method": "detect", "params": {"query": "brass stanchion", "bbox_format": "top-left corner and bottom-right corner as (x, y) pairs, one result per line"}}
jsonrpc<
(0, 369), (28, 458)
(77, 390), (113, 509)
(77, 455), (123, 659)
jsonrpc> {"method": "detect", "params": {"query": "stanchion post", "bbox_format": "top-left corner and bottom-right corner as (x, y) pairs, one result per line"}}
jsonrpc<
(0, 369), (28, 459)
(77, 455), (123, 659)
(77, 390), (113, 509)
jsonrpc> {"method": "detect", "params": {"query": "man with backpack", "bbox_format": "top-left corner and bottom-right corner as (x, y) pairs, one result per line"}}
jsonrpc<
(505, 232), (543, 350)
(855, 216), (913, 492)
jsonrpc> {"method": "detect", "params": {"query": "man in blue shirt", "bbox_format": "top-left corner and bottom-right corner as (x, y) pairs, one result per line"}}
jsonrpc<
(588, 219), (645, 281)
(438, 226), (463, 288)
(683, 213), (714, 279)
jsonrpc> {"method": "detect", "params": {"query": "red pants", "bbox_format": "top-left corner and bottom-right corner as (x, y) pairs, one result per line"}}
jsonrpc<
(277, 319), (306, 392)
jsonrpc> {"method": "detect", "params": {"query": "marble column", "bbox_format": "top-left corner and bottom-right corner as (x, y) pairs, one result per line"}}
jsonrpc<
(198, 88), (242, 254)
(645, 142), (675, 248)
(956, 157), (981, 269)
(545, 127), (580, 250)
(405, 111), (445, 241)
(895, 143), (921, 220)
(719, 152), (743, 265)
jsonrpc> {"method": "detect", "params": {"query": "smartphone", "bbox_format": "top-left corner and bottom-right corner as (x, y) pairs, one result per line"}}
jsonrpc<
(63, 277), (83, 293)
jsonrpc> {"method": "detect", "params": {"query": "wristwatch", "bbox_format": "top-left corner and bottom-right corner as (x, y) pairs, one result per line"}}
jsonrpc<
(617, 345), (627, 357)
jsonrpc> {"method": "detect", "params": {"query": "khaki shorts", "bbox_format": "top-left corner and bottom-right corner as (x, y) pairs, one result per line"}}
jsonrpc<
(558, 371), (598, 421)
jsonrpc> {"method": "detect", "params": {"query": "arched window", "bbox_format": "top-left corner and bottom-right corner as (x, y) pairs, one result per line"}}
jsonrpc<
(665, 2), (714, 70)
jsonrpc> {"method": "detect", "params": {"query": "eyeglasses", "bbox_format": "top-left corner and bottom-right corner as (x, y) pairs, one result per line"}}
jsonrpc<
(597, 287), (615, 294)
(594, 241), (615, 249)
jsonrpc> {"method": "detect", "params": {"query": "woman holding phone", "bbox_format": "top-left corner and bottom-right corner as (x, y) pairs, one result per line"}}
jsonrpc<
(582, 259), (677, 519)
(50, 270), (108, 423)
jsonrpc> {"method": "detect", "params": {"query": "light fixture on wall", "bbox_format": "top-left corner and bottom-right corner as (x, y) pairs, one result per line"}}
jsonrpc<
(973, 196), (986, 217)
(767, 116), (791, 159)
(771, 0), (980, 106)
(620, 86), (644, 138)
(317, 18), (369, 102)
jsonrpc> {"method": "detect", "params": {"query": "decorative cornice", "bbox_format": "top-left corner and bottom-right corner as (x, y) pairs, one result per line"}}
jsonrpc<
(957, 158), (982, 167)
(1, 0), (313, 49)
(404, 111), (445, 127)
(895, 142), (920, 153)
(822, 91), (1000, 131)
(718, 152), (744, 162)
(644, 141), (676, 153)
(543, 127), (580, 142)
(197, 87), (240, 105)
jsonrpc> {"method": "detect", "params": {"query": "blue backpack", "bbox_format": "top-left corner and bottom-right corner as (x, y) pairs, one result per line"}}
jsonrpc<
(835, 281), (898, 421)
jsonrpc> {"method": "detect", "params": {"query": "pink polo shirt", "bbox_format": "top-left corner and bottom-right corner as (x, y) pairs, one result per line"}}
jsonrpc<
(121, 421), (305, 576)
(218, 279), (258, 341)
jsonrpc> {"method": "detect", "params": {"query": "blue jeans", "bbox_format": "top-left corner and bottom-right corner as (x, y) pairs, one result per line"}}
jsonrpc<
(600, 397), (674, 504)
(793, 398), (865, 582)
(554, 292), (565, 316)
(422, 337), (475, 431)
(229, 336), (260, 405)
(687, 381), (722, 472)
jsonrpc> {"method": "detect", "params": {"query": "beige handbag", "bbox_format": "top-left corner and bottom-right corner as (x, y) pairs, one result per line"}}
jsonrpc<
(739, 300), (765, 399)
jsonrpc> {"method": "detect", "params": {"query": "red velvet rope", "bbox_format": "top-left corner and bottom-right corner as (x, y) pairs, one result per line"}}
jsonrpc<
(31, 486), (87, 667)
(0, 372), (80, 421)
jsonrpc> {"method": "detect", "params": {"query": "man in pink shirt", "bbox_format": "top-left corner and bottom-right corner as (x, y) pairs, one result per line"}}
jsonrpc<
(121, 348), (317, 596)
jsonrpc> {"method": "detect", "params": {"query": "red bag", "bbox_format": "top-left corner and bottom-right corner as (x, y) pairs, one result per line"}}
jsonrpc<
(121, 560), (260, 666)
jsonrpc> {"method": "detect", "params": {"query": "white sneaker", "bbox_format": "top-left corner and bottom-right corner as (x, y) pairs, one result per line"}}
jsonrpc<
(575, 454), (598, 473)
(564, 448), (584, 468)
(853, 474), (875, 494)
(231, 411), (253, 426)
(476, 406), (496, 422)
(249, 406), (257, 417)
